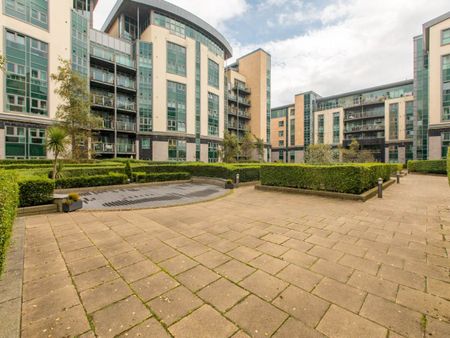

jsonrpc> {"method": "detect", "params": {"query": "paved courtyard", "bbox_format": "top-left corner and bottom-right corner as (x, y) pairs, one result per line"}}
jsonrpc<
(6, 175), (450, 337)
(80, 183), (228, 210)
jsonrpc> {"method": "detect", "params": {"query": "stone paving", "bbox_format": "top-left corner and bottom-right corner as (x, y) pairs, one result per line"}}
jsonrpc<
(13, 175), (450, 337)
(80, 183), (228, 210)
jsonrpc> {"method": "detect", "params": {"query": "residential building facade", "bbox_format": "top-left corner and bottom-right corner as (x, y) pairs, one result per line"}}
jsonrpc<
(1, 0), (271, 162)
(226, 49), (272, 161)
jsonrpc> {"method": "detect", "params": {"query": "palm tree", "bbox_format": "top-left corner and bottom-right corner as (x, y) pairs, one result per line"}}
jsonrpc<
(46, 126), (68, 179)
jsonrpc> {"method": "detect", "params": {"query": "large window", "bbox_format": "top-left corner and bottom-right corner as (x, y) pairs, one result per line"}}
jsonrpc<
(333, 112), (340, 144)
(5, 126), (46, 159)
(208, 59), (219, 88)
(443, 55), (450, 121)
(290, 119), (295, 146)
(208, 92), (219, 136)
(167, 81), (186, 132)
(405, 101), (414, 139)
(318, 115), (324, 144)
(5, 0), (48, 29)
(139, 42), (153, 132)
(5, 30), (48, 116)
(167, 42), (186, 76)
(389, 145), (398, 163)
(168, 139), (186, 161)
(123, 15), (137, 41)
(208, 142), (219, 163)
(442, 29), (450, 45)
(389, 103), (399, 140)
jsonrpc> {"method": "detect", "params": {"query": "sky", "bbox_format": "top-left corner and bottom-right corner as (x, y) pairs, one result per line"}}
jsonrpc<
(93, 0), (450, 107)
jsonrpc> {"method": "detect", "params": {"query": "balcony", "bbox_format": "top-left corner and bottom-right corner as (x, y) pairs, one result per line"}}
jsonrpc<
(238, 97), (251, 106)
(233, 85), (251, 94)
(95, 119), (114, 130)
(345, 124), (385, 133)
(90, 68), (114, 86)
(92, 94), (114, 109)
(117, 143), (135, 153)
(116, 120), (136, 132)
(117, 99), (136, 112)
(116, 75), (136, 91)
(344, 112), (385, 121)
(94, 142), (114, 153)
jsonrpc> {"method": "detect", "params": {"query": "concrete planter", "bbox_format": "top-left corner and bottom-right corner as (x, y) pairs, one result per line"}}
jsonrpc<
(62, 200), (83, 213)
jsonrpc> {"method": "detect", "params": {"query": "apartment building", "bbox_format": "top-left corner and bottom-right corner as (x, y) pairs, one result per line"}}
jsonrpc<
(225, 49), (272, 161)
(415, 12), (450, 159)
(271, 91), (320, 162)
(1, 0), (270, 162)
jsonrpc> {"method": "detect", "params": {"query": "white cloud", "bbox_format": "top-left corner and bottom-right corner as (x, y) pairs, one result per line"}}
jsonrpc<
(246, 0), (450, 106)
(93, 0), (248, 30)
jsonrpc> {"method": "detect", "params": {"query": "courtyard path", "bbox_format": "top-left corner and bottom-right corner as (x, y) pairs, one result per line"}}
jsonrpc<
(14, 175), (450, 337)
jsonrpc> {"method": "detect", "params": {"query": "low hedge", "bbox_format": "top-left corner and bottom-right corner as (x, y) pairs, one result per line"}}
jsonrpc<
(18, 177), (55, 208)
(261, 163), (392, 194)
(407, 160), (447, 174)
(0, 171), (19, 274)
(56, 173), (128, 189)
(133, 172), (191, 183)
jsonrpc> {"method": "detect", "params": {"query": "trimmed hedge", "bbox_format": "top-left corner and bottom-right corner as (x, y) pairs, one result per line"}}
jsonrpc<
(0, 171), (19, 274)
(260, 163), (393, 194)
(133, 172), (191, 183)
(56, 173), (128, 189)
(407, 160), (447, 174)
(18, 177), (55, 208)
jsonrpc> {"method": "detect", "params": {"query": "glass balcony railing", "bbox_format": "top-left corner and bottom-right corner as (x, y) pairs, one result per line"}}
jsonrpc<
(345, 124), (385, 133)
(117, 142), (135, 153)
(92, 94), (114, 108)
(93, 142), (114, 153)
(116, 120), (136, 132)
(90, 45), (114, 62)
(238, 97), (251, 106)
(234, 85), (251, 93)
(117, 75), (136, 89)
(117, 100), (136, 112)
(90, 68), (114, 85)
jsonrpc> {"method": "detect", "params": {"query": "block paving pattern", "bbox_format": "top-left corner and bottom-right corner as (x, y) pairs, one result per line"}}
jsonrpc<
(18, 175), (450, 337)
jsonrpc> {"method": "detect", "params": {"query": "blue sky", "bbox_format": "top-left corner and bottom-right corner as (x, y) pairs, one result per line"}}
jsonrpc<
(94, 0), (450, 106)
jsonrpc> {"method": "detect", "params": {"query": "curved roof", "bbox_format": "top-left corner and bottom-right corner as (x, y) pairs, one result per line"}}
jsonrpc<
(101, 0), (233, 58)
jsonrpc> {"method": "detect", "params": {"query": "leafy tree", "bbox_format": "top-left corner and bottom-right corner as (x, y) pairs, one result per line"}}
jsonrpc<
(51, 58), (101, 160)
(46, 126), (68, 179)
(221, 131), (240, 163)
(340, 139), (375, 163)
(240, 132), (256, 160)
(0, 54), (5, 72)
(254, 136), (265, 162)
(304, 144), (337, 164)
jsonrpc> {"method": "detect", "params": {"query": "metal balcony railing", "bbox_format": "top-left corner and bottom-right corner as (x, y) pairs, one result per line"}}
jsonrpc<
(116, 121), (136, 132)
(94, 142), (114, 153)
(92, 94), (114, 108)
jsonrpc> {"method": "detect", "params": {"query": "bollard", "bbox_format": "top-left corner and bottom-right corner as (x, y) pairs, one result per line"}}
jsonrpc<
(236, 173), (240, 185)
(378, 178), (383, 198)
(396, 171), (400, 184)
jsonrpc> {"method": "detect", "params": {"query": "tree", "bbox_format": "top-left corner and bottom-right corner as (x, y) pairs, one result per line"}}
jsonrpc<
(51, 58), (101, 160)
(221, 131), (240, 163)
(46, 126), (68, 179)
(304, 144), (337, 164)
(340, 139), (375, 163)
(254, 136), (265, 162)
(240, 132), (256, 160)
(0, 54), (6, 72)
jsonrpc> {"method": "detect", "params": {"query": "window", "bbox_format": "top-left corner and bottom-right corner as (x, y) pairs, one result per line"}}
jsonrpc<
(208, 142), (219, 163)
(208, 92), (219, 136)
(7, 63), (25, 76)
(318, 115), (324, 144)
(167, 81), (186, 132)
(389, 145), (398, 163)
(278, 140), (284, 147)
(443, 55), (450, 121)
(278, 120), (284, 127)
(442, 29), (450, 45)
(5, 0), (48, 29)
(405, 101), (414, 139)
(279, 131), (284, 137)
(7, 95), (26, 112)
(141, 138), (151, 150)
(5, 126), (46, 159)
(123, 15), (137, 40)
(208, 59), (219, 88)
(168, 139), (186, 161)
(389, 103), (399, 140)
(290, 109), (295, 116)
(167, 42), (186, 76)
(442, 132), (450, 159)
(333, 112), (340, 144)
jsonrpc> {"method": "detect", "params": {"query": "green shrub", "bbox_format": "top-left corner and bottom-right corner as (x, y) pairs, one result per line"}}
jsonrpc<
(18, 177), (55, 208)
(0, 170), (19, 274)
(407, 160), (447, 174)
(133, 172), (191, 183)
(125, 161), (133, 180)
(50, 166), (128, 178)
(260, 163), (392, 194)
(56, 173), (128, 189)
